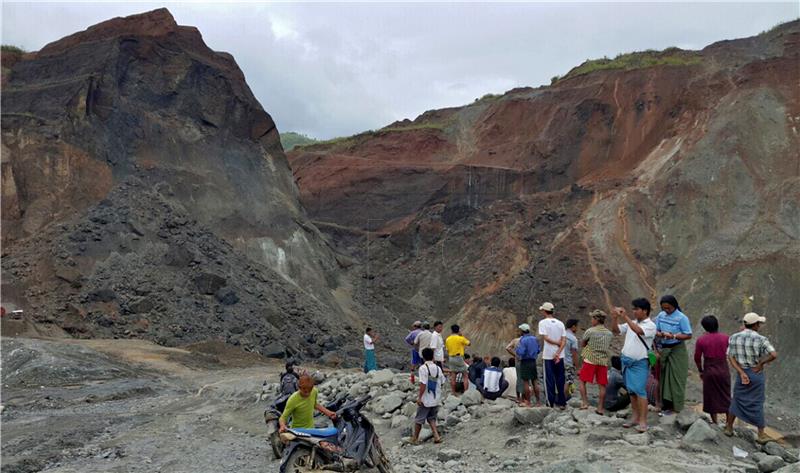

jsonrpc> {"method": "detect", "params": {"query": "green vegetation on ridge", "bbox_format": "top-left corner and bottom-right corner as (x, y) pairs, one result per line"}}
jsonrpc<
(280, 132), (319, 151)
(556, 47), (701, 83)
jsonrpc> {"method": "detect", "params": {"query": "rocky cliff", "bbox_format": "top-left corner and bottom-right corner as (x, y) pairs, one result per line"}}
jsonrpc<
(289, 22), (800, 400)
(1, 9), (374, 363)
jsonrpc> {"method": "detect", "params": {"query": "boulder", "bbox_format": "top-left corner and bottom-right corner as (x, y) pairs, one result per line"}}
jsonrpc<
(390, 415), (407, 429)
(367, 369), (395, 386)
(194, 273), (226, 295)
(461, 388), (483, 407)
(373, 393), (403, 415)
(681, 419), (718, 445)
(764, 442), (800, 464)
(623, 432), (650, 446)
(401, 402), (417, 417)
(675, 410), (701, 431)
(443, 395), (462, 412)
(773, 464), (800, 473)
(437, 449), (461, 462)
(754, 452), (787, 473)
(585, 430), (623, 442)
(513, 407), (550, 425)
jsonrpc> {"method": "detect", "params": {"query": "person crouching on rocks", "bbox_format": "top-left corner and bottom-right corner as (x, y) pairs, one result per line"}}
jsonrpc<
(411, 348), (443, 444)
(279, 375), (337, 433)
(479, 357), (509, 401)
(611, 299), (657, 433)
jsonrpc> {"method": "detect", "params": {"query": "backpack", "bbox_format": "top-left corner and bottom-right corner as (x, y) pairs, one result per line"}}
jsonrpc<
(280, 372), (299, 395)
(425, 364), (441, 397)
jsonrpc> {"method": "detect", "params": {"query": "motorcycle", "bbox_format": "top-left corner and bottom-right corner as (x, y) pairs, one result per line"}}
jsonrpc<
(278, 394), (392, 473)
(264, 394), (348, 460)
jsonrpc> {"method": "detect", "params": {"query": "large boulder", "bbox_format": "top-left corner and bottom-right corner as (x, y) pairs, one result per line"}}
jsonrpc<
(372, 393), (403, 415)
(513, 407), (550, 425)
(754, 453), (787, 473)
(461, 388), (483, 407)
(681, 419), (718, 446)
(675, 410), (701, 431)
(367, 369), (395, 386)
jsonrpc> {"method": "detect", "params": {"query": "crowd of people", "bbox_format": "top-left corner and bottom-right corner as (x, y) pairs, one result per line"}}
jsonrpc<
(394, 296), (779, 443)
(277, 295), (779, 446)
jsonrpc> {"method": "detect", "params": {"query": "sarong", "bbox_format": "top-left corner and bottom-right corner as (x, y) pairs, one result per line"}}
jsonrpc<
(621, 355), (649, 397)
(701, 357), (731, 414)
(730, 368), (765, 428)
(659, 342), (688, 411)
(364, 349), (377, 373)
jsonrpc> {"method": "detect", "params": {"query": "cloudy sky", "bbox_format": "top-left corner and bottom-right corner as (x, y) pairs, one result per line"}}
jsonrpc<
(2, 2), (797, 139)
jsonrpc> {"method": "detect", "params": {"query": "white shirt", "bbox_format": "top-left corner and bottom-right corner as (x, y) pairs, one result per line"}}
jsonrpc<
(483, 367), (503, 393)
(414, 330), (433, 356)
(502, 367), (517, 397)
(619, 318), (657, 360)
(363, 334), (374, 350)
(538, 318), (566, 360)
(430, 331), (445, 361)
(418, 362), (443, 407)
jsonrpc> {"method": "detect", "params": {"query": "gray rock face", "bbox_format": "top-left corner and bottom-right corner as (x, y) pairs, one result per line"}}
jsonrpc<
(681, 419), (718, 446)
(437, 449), (461, 462)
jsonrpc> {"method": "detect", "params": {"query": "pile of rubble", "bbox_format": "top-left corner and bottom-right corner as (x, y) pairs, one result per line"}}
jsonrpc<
(265, 368), (800, 473)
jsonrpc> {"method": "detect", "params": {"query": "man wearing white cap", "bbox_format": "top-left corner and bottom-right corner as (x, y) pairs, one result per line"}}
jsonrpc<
(538, 302), (567, 409)
(724, 312), (778, 444)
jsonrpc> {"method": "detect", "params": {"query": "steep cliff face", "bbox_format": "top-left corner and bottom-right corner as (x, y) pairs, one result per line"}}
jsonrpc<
(1, 9), (369, 362)
(290, 22), (800, 399)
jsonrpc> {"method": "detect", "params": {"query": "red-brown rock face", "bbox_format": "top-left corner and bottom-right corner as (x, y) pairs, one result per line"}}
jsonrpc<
(290, 22), (800, 401)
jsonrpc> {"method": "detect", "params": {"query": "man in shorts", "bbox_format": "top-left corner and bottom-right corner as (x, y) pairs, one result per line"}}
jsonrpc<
(515, 323), (541, 407)
(404, 321), (423, 383)
(411, 348), (442, 444)
(564, 319), (580, 398)
(445, 324), (471, 394)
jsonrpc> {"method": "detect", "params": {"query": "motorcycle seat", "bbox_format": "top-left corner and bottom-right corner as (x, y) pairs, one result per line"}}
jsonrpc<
(289, 427), (339, 437)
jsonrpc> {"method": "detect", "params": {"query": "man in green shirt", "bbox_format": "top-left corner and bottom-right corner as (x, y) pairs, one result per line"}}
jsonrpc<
(279, 375), (337, 432)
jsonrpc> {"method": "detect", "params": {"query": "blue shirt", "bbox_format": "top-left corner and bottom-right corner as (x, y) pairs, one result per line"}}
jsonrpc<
(516, 334), (540, 360)
(655, 309), (692, 346)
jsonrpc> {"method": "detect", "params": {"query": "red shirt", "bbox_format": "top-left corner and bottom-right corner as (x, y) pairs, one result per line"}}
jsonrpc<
(694, 332), (729, 371)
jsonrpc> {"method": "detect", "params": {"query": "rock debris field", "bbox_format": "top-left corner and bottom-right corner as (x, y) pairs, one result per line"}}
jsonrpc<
(3, 337), (799, 473)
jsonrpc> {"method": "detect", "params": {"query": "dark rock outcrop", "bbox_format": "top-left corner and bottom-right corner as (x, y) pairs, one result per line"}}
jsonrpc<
(1, 9), (378, 364)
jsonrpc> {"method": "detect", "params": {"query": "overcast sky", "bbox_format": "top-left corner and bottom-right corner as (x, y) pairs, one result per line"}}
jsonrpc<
(2, 2), (797, 139)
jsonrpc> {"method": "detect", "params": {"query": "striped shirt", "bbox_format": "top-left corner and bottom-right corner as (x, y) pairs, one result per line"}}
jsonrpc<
(727, 329), (775, 368)
(581, 326), (613, 366)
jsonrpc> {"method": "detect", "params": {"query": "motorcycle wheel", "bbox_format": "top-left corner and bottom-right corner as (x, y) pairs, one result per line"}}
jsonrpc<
(370, 438), (393, 473)
(269, 432), (284, 460)
(283, 447), (316, 473)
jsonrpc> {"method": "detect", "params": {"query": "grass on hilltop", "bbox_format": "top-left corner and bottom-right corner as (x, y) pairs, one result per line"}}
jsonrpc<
(555, 48), (702, 83)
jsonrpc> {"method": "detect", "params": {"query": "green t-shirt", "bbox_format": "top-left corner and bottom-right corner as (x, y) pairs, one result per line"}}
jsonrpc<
(279, 387), (318, 429)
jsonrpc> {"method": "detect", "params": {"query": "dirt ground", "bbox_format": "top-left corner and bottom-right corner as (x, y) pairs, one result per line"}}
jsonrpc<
(2, 336), (798, 473)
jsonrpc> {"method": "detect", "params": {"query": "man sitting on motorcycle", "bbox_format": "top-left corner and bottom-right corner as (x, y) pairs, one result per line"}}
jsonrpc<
(279, 374), (337, 432)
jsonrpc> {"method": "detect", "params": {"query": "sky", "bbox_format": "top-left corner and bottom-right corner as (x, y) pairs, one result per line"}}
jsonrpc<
(2, 2), (797, 139)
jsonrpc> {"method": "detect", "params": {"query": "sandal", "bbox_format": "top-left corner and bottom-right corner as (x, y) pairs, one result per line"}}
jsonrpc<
(433, 437), (443, 444)
(594, 410), (605, 416)
(622, 421), (636, 428)
(579, 405), (589, 410)
(636, 425), (648, 433)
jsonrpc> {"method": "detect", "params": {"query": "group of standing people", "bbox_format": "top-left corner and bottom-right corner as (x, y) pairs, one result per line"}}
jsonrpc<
(392, 295), (779, 442)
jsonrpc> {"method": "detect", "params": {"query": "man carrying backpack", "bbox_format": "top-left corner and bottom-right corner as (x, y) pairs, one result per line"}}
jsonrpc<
(411, 348), (443, 444)
(279, 362), (300, 395)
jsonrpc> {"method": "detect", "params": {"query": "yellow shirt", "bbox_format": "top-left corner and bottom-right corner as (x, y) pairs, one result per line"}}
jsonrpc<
(445, 334), (470, 357)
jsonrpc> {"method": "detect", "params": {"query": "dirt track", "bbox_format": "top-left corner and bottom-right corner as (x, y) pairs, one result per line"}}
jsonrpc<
(1, 337), (283, 473)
